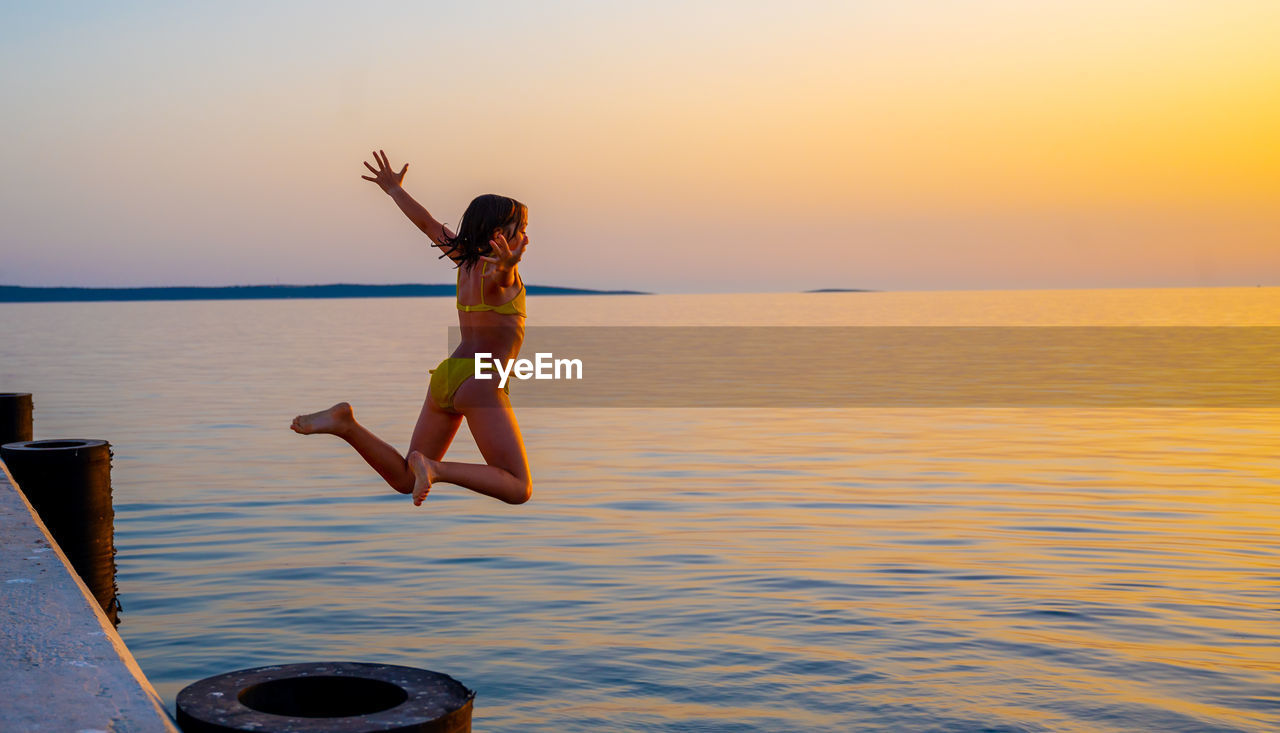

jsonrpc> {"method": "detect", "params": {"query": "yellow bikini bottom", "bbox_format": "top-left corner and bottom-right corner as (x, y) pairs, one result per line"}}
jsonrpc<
(428, 357), (509, 412)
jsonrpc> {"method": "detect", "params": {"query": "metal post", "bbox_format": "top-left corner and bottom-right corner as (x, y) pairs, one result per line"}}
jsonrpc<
(0, 439), (120, 625)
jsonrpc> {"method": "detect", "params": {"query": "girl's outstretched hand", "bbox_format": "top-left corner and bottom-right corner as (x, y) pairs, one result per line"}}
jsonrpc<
(481, 232), (527, 278)
(361, 149), (408, 194)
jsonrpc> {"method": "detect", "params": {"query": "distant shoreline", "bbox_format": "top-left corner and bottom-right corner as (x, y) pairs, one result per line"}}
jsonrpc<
(0, 283), (649, 303)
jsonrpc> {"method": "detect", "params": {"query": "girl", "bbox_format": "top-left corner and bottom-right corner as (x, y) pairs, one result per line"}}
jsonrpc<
(291, 150), (532, 506)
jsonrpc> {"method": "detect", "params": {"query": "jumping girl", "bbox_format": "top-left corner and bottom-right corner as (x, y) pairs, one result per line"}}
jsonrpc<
(290, 150), (532, 506)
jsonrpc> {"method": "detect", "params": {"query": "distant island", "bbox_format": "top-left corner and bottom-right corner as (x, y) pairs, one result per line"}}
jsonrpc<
(805, 288), (876, 293)
(0, 283), (648, 303)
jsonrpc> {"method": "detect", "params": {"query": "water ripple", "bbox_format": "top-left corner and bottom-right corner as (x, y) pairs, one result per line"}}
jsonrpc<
(5, 294), (1279, 732)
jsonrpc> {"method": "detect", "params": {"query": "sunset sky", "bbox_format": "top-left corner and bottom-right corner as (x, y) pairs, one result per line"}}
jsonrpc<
(1, 1), (1276, 293)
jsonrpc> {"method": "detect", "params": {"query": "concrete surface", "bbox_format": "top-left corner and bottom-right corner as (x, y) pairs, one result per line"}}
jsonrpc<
(1, 459), (179, 732)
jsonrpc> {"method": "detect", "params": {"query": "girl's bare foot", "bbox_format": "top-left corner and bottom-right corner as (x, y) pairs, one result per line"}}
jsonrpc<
(290, 402), (355, 436)
(408, 451), (438, 506)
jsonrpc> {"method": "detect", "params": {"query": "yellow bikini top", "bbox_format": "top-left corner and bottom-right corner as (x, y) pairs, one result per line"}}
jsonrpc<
(456, 261), (526, 317)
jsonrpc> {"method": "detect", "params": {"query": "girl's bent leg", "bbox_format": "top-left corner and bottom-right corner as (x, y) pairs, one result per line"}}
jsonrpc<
(406, 391), (465, 504)
(416, 381), (531, 505)
(291, 402), (416, 494)
(409, 391), (465, 463)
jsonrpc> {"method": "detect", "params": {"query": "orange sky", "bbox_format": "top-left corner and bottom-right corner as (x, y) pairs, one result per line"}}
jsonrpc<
(1, 1), (1276, 291)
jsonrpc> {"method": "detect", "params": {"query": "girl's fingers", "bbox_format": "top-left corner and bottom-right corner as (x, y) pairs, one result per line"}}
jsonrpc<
(379, 150), (391, 170)
(399, 163), (408, 177)
(364, 161), (379, 175)
(361, 175), (377, 182)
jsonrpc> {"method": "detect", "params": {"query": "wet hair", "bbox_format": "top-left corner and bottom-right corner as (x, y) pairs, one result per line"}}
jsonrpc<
(437, 194), (527, 269)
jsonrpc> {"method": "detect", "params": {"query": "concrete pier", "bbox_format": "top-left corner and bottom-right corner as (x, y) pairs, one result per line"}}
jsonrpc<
(1, 459), (178, 732)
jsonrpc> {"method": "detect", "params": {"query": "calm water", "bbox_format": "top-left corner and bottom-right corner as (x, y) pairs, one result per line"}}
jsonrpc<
(3, 288), (1279, 732)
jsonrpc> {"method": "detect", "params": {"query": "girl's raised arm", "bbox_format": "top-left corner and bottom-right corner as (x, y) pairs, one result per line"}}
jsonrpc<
(362, 150), (459, 261)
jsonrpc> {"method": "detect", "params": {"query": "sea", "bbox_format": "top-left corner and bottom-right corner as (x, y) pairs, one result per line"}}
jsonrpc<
(3, 288), (1278, 732)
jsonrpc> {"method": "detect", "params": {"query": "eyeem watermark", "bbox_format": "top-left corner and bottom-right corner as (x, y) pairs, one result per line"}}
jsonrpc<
(451, 327), (1280, 407)
(475, 352), (584, 388)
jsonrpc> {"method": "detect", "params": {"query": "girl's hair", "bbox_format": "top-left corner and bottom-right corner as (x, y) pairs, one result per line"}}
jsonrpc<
(438, 194), (527, 269)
